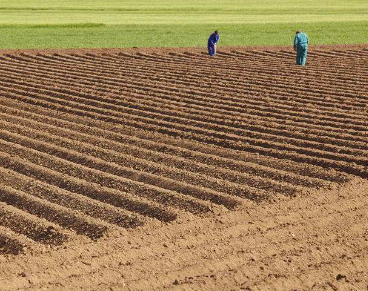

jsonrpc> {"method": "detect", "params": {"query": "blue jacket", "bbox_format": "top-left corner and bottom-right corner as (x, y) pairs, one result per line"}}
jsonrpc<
(208, 33), (220, 46)
(294, 32), (309, 47)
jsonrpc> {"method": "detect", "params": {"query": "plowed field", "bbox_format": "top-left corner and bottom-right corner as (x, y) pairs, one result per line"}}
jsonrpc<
(0, 45), (368, 290)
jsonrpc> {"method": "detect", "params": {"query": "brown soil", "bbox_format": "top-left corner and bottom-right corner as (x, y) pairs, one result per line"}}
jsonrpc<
(0, 45), (368, 290)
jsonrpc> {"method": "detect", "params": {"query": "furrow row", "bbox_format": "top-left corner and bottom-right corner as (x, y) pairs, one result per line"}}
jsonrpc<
(0, 126), (244, 207)
(0, 202), (69, 246)
(0, 226), (34, 255)
(1, 82), (367, 172)
(0, 95), (353, 183)
(7, 52), (368, 117)
(0, 150), (180, 222)
(1, 60), (367, 146)
(0, 117), (288, 198)
(0, 99), (338, 186)
(35, 52), (368, 108)
(1, 74), (367, 161)
(1, 60), (367, 153)
(2, 54), (368, 137)
(1, 60), (366, 151)
(113, 51), (368, 92)
(1, 87), (364, 179)
(10, 53), (368, 129)
(0, 166), (144, 229)
(0, 183), (108, 240)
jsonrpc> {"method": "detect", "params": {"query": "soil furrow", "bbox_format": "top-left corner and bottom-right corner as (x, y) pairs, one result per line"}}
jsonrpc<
(0, 79), (366, 175)
(0, 226), (34, 255)
(0, 127), (244, 207)
(1, 72), (367, 158)
(2, 62), (367, 148)
(0, 118), (288, 198)
(8, 52), (368, 120)
(0, 202), (69, 245)
(2, 55), (368, 136)
(0, 184), (109, 239)
(0, 151), (180, 222)
(105, 51), (368, 101)
(34, 52), (368, 111)
(0, 97), (349, 184)
(0, 166), (144, 229)
(1, 84), (365, 178)
(0, 46), (367, 290)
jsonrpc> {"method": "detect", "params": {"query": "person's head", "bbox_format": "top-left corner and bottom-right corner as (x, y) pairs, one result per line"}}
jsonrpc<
(296, 30), (301, 34)
(214, 30), (219, 35)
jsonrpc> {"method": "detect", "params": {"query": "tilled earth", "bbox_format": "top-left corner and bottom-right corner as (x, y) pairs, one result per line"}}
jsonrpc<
(0, 45), (367, 290)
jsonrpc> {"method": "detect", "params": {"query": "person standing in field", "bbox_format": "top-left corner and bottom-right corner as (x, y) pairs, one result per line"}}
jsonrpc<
(294, 30), (309, 65)
(208, 30), (220, 57)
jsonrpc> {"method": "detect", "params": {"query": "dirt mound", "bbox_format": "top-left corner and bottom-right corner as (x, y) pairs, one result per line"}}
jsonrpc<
(0, 45), (367, 290)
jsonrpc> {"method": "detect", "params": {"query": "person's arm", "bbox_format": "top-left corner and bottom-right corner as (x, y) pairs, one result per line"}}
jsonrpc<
(209, 35), (215, 46)
(293, 35), (298, 51)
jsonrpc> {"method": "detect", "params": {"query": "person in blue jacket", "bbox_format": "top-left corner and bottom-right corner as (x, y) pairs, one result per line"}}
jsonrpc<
(208, 30), (220, 57)
(294, 30), (309, 66)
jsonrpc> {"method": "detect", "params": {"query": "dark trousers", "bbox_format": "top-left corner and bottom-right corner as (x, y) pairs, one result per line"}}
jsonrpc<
(208, 44), (216, 56)
(296, 45), (308, 65)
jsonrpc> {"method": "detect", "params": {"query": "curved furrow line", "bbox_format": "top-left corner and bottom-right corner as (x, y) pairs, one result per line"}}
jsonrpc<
(0, 100), (337, 187)
(16, 78), (368, 158)
(0, 48), (366, 256)
(0, 84), (366, 182)
(0, 118), (292, 198)
(0, 226), (35, 255)
(16, 52), (368, 109)
(185, 49), (365, 72)
(54, 81), (367, 151)
(175, 49), (368, 77)
(246, 49), (368, 66)
(0, 137), (228, 213)
(51, 52), (368, 105)
(0, 89), (361, 183)
(3, 54), (368, 133)
(0, 127), (246, 206)
(20, 76), (368, 155)
(131, 49), (363, 75)
(0, 111), (317, 194)
(330, 49), (368, 57)
(1, 65), (366, 151)
(165, 50), (318, 69)
(3, 57), (368, 132)
(1, 74), (367, 160)
(30, 54), (368, 122)
(0, 202), (69, 246)
(0, 184), (109, 239)
(4, 52), (368, 133)
(344, 49), (368, 57)
(135, 51), (289, 68)
(33, 77), (368, 149)
(91, 53), (368, 106)
(0, 166), (144, 229)
(0, 65), (364, 154)
(0, 87), (364, 178)
(123, 50), (368, 87)
(1, 80), (367, 169)
(156, 50), (359, 78)
(0, 150), (180, 222)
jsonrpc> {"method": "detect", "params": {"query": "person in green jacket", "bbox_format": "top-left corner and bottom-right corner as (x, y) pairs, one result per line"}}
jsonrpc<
(294, 30), (309, 66)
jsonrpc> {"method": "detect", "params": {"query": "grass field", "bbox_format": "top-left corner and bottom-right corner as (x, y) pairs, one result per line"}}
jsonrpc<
(0, 0), (367, 49)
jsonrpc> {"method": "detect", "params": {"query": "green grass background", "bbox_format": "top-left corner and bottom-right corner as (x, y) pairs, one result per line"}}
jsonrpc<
(0, 0), (367, 49)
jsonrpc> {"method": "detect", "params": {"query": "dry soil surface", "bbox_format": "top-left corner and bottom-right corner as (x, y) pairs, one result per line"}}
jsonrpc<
(0, 45), (367, 290)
